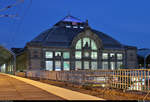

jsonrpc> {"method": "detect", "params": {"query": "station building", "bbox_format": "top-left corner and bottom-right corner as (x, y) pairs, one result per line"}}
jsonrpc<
(11, 15), (138, 71)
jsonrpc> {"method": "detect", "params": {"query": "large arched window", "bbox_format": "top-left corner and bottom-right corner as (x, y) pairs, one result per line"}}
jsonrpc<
(75, 38), (97, 50)
(75, 39), (82, 49)
(75, 37), (98, 70)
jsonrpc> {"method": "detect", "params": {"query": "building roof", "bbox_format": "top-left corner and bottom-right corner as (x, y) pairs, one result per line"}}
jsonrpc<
(137, 48), (150, 58)
(28, 15), (133, 49)
(62, 15), (83, 23)
(11, 48), (24, 55)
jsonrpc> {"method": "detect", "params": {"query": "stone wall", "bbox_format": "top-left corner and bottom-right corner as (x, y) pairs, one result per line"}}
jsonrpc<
(125, 49), (138, 68)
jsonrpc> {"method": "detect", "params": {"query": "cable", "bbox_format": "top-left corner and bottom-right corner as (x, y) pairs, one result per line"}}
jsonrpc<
(0, 0), (24, 12)
(0, 14), (18, 18)
(10, 0), (32, 48)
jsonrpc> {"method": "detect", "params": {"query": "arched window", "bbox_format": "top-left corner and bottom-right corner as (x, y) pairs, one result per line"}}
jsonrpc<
(91, 40), (97, 50)
(75, 37), (98, 70)
(75, 39), (82, 49)
(83, 37), (90, 48)
(75, 38), (97, 50)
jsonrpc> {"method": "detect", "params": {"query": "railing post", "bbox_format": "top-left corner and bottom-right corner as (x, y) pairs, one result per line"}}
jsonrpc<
(120, 70), (121, 89)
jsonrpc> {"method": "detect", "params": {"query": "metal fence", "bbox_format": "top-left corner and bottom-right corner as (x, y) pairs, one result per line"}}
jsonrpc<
(22, 69), (150, 92)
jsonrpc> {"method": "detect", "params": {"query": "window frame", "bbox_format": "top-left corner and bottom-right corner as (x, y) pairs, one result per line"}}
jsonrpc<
(45, 51), (53, 58)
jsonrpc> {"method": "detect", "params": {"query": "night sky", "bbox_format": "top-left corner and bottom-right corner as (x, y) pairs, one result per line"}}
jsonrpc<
(0, 0), (150, 49)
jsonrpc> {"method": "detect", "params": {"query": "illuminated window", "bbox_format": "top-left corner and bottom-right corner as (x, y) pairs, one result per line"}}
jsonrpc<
(84, 61), (89, 69)
(46, 61), (53, 71)
(45, 51), (53, 58)
(66, 25), (71, 28)
(91, 52), (97, 59)
(80, 26), (84, 29)
(55, 61), (61, 71)
(63, 61), (70, 71)
(75, 51), (82, 59)
(91, 62), (97, 70)
(75, 39), (82, 49)
(84, 52), (89, 57)
(117, 62), (123, 69)
(91, 40), (97, 50)
(75, 61), (82, 70)
(55, 52), (61, 57)
(102, 62), (108, 70)
(102, 53), (108, 59)
(117, 54), (123, 60)
(73, 26), (78, 28)
(75, 37), (97, 50)
(110, 53), (115, 58)
(83, 37), (90, 48)
(63, 52), (70, 59)
(110, 62), (115, 70)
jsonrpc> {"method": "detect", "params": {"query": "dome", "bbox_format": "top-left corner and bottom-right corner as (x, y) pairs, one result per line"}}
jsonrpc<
(29, 15), (124, 49)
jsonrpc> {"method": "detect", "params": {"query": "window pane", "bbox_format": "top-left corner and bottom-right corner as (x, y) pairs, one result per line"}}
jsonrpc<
(55, 61), (61, 71)
(84, 52), (89, 57)
(91, 62), (97, 70)
(46, 61), (53, 71)
(84, 61), (89, 69)
(91, 52), (97, 59)
(110, 53), (115, 58)
(110, 62), (115, 70)
(117, 62), (123, 69)
(63, 52), (70, 59)
(75, 51), (82, 59)
(102, 53), (108, 59)
(117, 54), (123, 60)
(55, 52), (61, 57)
(63, 61), (70, 71)
(83, 37), (90, 48)
(75, 61), (82, 70)
(102, 62), (108, 70)
(45, 52), (53, 58)
(91, 40), (97, 50)
(75, 39), (82, 49)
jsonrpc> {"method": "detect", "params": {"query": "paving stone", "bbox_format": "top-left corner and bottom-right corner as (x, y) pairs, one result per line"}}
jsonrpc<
(0, 74), (64, 100)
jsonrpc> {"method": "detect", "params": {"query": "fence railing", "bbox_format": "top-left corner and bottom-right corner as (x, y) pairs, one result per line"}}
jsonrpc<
(18, 69), (150, 92)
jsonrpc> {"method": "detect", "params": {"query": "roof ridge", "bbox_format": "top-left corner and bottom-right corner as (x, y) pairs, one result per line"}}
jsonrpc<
(61, 15), (83, 23)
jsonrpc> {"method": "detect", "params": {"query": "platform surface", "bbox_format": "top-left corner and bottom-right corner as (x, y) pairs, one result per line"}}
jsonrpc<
(0, 73), (104, 100)
(0, 74), (64, 100)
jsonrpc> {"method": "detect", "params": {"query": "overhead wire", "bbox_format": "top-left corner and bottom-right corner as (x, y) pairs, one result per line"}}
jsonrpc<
(8, 0), (22, 48)
(0, 0), (24, 12)
(10, 0), (32, 48)
(0, 0), (24, 19)
(0, 0), (13, 48)
(0, 0), (32, 48)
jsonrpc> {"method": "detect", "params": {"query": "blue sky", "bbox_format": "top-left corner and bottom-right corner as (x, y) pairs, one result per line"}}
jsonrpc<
(0, 0), (150, 49)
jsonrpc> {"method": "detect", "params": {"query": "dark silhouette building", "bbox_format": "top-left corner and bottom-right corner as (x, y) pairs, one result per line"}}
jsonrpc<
(137, 48), (150, 68)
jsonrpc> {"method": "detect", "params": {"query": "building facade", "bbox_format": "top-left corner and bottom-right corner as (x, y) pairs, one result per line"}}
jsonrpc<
(13, 15), (138, 71)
